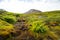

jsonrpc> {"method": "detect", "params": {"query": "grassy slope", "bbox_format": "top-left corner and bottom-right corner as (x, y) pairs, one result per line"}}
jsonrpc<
(0, 9), (60, 40)
(19, 10), (60, 40)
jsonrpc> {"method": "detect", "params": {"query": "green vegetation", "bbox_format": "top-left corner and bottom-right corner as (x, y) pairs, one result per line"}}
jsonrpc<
(0, 9), (60, 40)
(0, 11), (17, 24)
(30, 21), (49, 34)
(0, 19), (14, 36)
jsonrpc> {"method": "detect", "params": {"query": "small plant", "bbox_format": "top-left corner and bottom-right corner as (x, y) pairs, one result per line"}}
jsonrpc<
(30, 21), (49, 34)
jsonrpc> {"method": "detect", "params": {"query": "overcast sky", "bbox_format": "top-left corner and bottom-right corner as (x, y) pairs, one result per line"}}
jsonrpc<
(0, 0), (60, 13)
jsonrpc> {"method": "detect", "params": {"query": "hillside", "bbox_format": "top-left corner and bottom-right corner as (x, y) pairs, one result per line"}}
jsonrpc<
(0, 9), (60, 40)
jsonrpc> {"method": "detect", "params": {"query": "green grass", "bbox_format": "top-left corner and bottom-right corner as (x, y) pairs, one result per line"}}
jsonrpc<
(0, 9), (60, 40)
(0, 19), (14, 36)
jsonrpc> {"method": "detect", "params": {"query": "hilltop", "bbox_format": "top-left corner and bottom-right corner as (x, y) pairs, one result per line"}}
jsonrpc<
(25, 9), (42, 14)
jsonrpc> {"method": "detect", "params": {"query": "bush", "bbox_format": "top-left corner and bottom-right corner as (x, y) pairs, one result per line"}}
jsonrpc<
(1, 15), (17, 24)
(4, 17), (16, 24)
